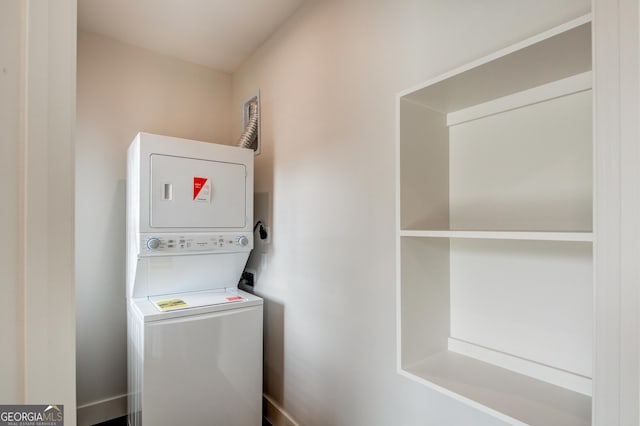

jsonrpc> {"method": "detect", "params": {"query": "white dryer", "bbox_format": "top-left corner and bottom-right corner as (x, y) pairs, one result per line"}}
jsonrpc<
(126, 133), (262, 426)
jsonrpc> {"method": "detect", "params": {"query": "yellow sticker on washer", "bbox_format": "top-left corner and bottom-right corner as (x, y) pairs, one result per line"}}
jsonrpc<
(156, 299), (188, 311)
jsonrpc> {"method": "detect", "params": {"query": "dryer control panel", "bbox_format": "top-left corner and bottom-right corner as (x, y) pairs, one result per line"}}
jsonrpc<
(139, 232), (252, 256)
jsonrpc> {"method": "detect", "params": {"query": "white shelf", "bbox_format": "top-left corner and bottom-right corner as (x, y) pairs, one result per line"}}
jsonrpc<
(402, 351), (591, 426)
(448, 338), (591, 396)
(399, 14), (592, 114)
(399, 229), (593, 242)
(396, 14), (593, 426)
(446, 71), (592, 127)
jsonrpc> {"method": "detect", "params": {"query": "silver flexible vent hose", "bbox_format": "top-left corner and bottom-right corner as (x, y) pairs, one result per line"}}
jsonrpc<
(237, 100), (259, 150)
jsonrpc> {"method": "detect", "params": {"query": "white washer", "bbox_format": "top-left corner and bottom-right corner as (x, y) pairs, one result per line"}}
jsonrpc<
(126, 133), (262, 426)
(128, 289), (262, 426)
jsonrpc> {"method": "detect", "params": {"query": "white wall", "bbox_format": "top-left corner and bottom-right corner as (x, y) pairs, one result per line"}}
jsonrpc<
(593, 0), (640, 423)
(231, 1), (591, 425)
(1, 0), (77, 423)
(75, 31), (232, 424)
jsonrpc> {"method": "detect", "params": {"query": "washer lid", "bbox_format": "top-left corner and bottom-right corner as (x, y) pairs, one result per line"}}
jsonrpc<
(129, 288), (262, 322)
(149, 289), (249, 312)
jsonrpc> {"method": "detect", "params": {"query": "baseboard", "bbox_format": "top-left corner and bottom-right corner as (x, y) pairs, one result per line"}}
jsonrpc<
(77, 394), (127, 426)
(78, 392), (293, 426)
(263, 394), (299, 426)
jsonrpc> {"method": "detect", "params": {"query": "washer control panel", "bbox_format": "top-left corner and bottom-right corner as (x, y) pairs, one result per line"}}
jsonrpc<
(139, 232), (252, 255)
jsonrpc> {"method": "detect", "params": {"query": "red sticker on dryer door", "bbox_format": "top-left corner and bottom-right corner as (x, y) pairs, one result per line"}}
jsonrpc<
(193, 177), (211, 202)
(226, 296), (244, 302)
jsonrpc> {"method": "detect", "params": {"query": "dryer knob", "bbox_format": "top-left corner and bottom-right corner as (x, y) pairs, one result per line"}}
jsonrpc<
(237, 235), (249, 247)
(146, 237), (161, 250)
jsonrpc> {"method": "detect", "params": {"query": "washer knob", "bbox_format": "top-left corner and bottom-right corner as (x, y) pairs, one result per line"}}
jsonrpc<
(146, 237), (161, 250)
(237, 235), (249, 247)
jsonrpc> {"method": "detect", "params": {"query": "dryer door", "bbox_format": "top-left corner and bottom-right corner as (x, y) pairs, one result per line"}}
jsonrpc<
(149, 154), (247, 228)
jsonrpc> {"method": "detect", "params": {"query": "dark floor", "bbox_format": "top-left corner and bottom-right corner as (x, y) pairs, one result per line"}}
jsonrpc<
(94, 417), (126, 426)
(94, 415), (272, 426)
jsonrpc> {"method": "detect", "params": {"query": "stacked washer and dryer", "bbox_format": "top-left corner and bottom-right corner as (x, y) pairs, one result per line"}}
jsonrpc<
(126, 133), (263, 426)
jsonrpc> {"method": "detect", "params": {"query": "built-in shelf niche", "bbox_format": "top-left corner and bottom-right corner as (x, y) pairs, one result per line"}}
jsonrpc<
(396, 15), (593, 426)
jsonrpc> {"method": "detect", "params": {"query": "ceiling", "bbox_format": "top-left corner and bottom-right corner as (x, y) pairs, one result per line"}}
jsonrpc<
(77, 0), (307, 73)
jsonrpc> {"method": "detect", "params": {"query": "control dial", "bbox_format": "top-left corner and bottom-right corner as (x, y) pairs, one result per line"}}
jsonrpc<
(237, 235), (249, 247)
(146, 237), (161, 250)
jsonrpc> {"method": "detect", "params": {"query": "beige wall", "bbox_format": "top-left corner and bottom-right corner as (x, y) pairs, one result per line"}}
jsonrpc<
(232, 1), (590, 425)
(75, 31), (232, 422)
(1, 0), (77, 423)
(0, 0), (22, 403)
(13, 1), (640, 425)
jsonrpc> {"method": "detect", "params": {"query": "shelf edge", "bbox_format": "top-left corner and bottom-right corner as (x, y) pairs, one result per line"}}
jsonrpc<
(399, 229), (594, 242)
